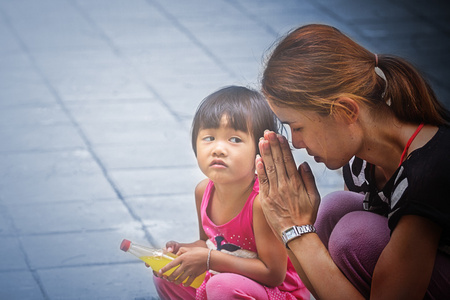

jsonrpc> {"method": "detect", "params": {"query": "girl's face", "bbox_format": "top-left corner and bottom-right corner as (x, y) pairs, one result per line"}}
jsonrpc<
(196, 115), (257, 184)
(269, 104), (358, 170)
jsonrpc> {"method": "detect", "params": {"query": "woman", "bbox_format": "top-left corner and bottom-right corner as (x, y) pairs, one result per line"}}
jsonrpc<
(255, 24), (450, 299)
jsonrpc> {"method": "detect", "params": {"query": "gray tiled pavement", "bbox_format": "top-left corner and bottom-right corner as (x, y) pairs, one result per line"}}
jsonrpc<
(0, 0), (449, 299)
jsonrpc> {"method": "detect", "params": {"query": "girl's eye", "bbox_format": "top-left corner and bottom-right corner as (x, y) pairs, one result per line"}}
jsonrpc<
(230, 137), (242, 143)
(203, 136), (215, 142)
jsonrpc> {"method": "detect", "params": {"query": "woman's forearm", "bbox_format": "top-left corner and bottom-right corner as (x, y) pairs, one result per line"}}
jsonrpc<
(288, 233), (364, 300)
(287, 250), (318, 298)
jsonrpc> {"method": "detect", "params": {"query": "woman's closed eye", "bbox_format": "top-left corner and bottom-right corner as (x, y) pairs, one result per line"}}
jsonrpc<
(282, 122), (303, 133)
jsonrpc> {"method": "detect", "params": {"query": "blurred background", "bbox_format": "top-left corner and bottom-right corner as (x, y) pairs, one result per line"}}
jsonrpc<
(0, 0), (449, 299)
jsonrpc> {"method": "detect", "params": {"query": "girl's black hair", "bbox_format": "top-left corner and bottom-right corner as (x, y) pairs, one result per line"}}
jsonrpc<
(191, 86), (279, 156)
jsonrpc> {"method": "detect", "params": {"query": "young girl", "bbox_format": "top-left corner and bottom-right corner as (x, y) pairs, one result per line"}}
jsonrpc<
(153, 86), (309, 300)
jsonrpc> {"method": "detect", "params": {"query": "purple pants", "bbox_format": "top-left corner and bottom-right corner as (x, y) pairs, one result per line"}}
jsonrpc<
(315, 191), (450, 299)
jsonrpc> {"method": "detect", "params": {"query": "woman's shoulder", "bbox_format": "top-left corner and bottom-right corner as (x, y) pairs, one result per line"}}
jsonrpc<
(410, 125), (450, 168)
(424, 125), (450, 148)
(425, 124), (450, 142)
(433, 125), (450, 147)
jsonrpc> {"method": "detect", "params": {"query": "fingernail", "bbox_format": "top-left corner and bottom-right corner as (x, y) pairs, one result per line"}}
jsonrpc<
(268, 132), (277, 141)
(301, 162), (311, 172)
(255, 155), (264, 170)
(277, 134), (285, 143)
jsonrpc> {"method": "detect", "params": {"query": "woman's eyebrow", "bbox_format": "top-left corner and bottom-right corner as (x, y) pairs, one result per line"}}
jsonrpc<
(281, 120), (294, 125)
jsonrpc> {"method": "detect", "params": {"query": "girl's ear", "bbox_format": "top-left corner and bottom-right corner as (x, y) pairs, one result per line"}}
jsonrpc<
(331, 97), (359, 124)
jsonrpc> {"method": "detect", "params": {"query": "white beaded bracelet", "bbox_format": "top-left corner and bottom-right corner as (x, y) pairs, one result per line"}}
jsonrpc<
(206, 249), (213, 270)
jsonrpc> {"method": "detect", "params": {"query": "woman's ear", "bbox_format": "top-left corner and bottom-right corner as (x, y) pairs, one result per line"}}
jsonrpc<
(331, 97), (359, 124)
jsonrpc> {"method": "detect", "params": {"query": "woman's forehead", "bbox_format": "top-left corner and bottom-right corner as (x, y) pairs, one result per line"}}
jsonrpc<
(269, 104), (304, 123)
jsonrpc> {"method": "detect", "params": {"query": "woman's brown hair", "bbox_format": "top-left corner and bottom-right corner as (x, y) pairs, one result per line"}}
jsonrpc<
(262, 24), (450, 125)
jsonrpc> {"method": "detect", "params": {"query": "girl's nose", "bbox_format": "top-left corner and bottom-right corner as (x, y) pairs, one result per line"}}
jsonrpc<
(212, 142), (227, 156)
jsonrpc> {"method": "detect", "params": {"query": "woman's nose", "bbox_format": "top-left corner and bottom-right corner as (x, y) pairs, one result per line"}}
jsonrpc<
(291, 134), (306, 149)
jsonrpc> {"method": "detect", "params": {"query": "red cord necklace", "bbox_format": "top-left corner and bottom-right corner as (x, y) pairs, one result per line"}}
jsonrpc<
(399, 123), (424, 167)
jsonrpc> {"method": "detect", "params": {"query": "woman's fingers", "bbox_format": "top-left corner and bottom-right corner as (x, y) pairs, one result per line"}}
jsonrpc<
(299, 162), (321, 221)
(299, 162), (318, 196)
(258, 131), (321, 229)
(258, 135), (277, 187)
(278, 134), (300, 180)
(256, 154), (268, 191)
(264, 131), (288, 183)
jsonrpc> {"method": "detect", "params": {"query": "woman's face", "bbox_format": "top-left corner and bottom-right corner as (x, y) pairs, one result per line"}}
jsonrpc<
(269, 104), (358, 170)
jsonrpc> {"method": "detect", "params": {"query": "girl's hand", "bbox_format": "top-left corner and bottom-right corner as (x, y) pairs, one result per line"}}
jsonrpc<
(165, 240), (181, 254)
(146, 240), (180, 270)
(256, 131), (321, 236)
(157, 247), (208, 287)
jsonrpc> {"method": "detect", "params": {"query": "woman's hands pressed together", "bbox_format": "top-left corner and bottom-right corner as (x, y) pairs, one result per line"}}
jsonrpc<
(256, 130), (321, 237)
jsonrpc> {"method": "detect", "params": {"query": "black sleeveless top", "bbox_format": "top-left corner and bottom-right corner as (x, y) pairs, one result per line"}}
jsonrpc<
(343, 126), (450, 255)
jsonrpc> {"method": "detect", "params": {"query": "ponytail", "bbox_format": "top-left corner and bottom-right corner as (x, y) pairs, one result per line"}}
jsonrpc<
(378, 55), (450, 125)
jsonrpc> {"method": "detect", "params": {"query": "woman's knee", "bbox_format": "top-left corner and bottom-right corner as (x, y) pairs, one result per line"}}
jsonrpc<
(328, 211), (390, 296)
(329, 211), (389, 261)
(315, 191), (364, 247)
(319, 191), (364, 214)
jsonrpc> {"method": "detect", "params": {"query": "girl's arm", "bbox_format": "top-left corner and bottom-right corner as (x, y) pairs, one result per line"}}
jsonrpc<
(250, 195), (288, 286)
(206, 195), (287, 287)
(171, 196), (286, 287)
(194, 179), (209, 242)
(162, 179), (209, 254)
(159, 180), (287, 287)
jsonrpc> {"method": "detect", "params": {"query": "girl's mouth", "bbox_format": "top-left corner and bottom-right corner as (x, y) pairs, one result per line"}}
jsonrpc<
(210, 159), (227, 167)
